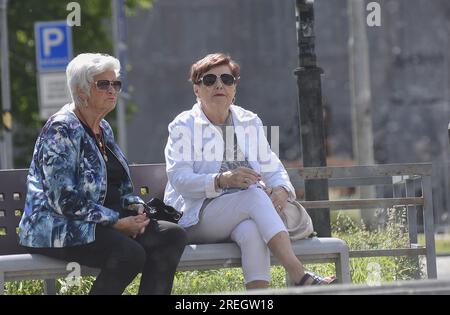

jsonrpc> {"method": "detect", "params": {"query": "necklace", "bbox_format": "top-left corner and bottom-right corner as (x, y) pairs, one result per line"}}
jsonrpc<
(94, 131), (108, 162)
(75, 108), (108, 162)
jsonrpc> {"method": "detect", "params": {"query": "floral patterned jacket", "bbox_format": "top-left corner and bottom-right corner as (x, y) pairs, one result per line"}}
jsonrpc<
(19, 104), (144, 248)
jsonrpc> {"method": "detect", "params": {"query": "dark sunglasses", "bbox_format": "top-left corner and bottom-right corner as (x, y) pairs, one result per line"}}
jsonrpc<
(95, 80), (122, 92)
(199, 73), (237, 87)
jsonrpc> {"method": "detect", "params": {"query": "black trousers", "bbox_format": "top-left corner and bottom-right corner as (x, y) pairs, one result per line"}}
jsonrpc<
(26, 220), (187, 295)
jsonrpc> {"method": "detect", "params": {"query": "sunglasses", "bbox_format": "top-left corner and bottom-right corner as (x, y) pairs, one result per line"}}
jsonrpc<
(198, 74), (237, 87)
(94, 80), (122, 92)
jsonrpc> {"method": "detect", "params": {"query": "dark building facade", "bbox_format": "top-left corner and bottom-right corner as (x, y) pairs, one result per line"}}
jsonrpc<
(125, 0), (450, 228)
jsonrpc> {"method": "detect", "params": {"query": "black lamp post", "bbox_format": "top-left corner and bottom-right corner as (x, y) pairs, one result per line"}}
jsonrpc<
(294, 0), (330, 236)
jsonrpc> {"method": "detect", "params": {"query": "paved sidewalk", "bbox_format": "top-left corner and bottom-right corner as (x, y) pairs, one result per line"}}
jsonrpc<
(437, 256), (450, 280)
(253, 279), (450, 295)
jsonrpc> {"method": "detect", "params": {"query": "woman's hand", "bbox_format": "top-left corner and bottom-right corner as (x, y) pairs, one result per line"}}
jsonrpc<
(267, 186), (289, 214)
(112, 214), (150, 238)
(123, 204), (147, 235)
(220, 167), (261, 189)
(125, 203), (145, 214)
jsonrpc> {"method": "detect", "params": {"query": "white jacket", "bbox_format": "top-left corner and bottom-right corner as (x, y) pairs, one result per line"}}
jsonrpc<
(164, 102), (296, 228)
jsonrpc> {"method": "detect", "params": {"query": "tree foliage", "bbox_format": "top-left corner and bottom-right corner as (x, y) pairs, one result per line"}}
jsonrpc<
(4, 0), (152, 167)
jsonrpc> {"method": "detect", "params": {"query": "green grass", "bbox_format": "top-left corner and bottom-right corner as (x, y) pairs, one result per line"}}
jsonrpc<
(332, 213), (424, 283)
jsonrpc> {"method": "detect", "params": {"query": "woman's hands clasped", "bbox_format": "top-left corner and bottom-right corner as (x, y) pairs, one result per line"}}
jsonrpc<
(219, 168), (289, 214)
(219, 167), (261, 189)
(112, 206), (150, 238)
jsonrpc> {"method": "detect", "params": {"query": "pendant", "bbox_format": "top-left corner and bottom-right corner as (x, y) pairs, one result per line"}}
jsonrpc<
(104, 154), (108, 162)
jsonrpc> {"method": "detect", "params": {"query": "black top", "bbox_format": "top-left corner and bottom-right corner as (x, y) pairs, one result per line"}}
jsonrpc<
(103, 145), (128, 213)
(78, 120), (127, 214)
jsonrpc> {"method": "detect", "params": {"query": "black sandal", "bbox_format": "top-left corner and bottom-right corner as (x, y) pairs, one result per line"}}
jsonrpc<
(296, 271), (337, 286)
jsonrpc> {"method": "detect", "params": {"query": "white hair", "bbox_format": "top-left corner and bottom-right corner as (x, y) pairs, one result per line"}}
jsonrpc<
(66, 53), (121, 107)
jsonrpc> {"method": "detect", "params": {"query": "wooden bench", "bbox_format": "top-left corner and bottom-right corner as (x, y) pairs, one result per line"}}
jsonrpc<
(0, 164), (351, 294)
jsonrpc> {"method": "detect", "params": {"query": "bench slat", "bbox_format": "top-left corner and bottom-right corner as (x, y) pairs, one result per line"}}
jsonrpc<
(349, 247), (427, 258)
(301, 197), (424, 209)
(295, 163), (432, 179)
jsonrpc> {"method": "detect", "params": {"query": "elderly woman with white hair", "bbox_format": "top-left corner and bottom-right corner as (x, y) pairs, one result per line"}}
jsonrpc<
(19, 53), (187, 295)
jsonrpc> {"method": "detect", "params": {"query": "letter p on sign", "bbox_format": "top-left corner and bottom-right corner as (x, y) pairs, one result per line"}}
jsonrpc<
(43, 28), (64, 56)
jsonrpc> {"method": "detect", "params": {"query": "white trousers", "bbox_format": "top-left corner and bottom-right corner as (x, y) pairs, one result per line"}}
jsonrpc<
(186, 187), (287, 283)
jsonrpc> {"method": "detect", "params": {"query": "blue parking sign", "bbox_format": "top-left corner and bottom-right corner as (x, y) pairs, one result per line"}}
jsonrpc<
(34, 21), (73, 72)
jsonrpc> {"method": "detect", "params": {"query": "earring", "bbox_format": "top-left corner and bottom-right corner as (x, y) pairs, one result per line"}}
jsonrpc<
(231, 97), (236, 105)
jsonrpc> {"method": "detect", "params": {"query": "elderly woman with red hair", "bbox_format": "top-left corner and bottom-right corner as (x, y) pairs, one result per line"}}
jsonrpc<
(164, 52), (335, 289)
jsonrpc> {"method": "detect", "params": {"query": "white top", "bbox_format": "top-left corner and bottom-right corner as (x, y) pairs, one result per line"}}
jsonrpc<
(163, 102), (296, 228)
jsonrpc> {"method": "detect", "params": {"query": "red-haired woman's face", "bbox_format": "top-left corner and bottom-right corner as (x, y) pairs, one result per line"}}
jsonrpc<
(194, 64), (237, 112)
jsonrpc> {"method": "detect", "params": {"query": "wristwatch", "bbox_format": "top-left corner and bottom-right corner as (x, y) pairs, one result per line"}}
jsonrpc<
(214, 173), (223, 192)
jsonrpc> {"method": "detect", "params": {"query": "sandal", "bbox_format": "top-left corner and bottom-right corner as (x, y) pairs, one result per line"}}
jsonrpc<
(295, 271), (337, 286)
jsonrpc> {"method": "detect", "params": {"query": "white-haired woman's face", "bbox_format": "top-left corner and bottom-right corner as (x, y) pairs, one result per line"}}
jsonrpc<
(194, 64), (236, 111)
(87, 70), (120, 113)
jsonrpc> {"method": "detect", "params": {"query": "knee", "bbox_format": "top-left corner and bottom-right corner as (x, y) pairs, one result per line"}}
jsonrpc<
(166, 223), (188, 249)
(241, 188), (273, 209)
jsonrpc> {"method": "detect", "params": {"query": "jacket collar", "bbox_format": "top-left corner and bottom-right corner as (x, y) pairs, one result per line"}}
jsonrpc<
(192, 102), (211, 125)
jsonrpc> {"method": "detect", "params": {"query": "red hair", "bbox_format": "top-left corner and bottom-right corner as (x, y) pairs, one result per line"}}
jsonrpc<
(189, 53), (240, 84)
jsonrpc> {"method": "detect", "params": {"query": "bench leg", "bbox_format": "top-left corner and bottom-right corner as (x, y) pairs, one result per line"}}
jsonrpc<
(44, 279), (56, 295)
(0, 272), (4, 295)
(335, 252), (351, 284)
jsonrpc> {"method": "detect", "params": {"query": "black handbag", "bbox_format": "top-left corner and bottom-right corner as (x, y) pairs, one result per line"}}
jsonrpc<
(142, 198), (183, 224)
